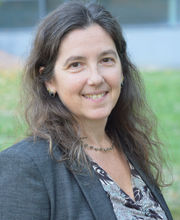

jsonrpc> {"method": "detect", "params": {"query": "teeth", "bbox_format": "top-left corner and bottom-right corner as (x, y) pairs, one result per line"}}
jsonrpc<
(84, 92), (106, 100)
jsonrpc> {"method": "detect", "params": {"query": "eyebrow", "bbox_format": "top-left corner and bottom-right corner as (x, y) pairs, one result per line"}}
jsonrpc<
(63, 49), (118, 67)
(99, 49), (118, 59)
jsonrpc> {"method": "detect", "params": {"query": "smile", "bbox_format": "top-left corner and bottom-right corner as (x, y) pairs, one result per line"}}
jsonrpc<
(83, 92), (107, 100)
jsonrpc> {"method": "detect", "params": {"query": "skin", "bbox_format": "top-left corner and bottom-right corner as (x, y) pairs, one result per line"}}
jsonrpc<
(46, 24), (123, 132)
(46, 24), (134, 200)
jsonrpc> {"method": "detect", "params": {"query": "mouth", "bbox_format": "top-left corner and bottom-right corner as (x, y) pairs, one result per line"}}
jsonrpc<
(82, 92), (108, 100)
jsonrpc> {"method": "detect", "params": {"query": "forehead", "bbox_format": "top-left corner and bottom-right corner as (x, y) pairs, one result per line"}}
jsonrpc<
(58, 24), (116, 56)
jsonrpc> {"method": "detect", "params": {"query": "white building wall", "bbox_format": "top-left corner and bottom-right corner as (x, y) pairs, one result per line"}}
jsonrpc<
(0, 26), (179, 69)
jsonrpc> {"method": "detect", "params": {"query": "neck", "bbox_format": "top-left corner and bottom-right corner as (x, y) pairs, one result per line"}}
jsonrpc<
(77, 118), (109, 147)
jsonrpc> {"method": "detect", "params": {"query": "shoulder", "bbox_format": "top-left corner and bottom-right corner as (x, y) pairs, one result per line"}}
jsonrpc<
(1, 137), (49, 158)
(0, 137), (47, 171)
(0, 137), (67, 190)
(0, 137), (64, 178)
(0, 138), (52, 219)
(0, 137), (62, 162)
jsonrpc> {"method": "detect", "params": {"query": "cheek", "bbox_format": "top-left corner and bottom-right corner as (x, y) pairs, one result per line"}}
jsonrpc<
(107, 70), (122, 89)
(56, 75), (85, 98)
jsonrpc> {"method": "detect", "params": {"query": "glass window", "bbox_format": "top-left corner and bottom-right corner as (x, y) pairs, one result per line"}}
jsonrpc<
(102, 0), (169, 25)
(46, 0), (64, 13)
(178, 0), (180, 22)
(0, 0), (39, 28)
(0, 0), (179, 28)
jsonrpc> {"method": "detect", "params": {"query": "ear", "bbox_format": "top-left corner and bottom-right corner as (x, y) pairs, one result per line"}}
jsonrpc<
(39, 66), (44, 74)
(39, 66), (57, 93)
(45, 79), (57, 94)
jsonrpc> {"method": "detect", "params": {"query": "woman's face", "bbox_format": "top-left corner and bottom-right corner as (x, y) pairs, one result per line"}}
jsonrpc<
(46, 24), (123, 123)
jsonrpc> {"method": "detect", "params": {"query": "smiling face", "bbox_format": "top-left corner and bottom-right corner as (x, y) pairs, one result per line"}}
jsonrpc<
(46, 24), (123, 124)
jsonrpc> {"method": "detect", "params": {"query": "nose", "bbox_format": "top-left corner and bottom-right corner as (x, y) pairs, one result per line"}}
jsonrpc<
(87, 66), (104, 86)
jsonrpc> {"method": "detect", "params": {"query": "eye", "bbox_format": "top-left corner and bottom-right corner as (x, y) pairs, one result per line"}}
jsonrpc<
(101, 57), (115, 65)
(67, 62), (84, 72)
(69, 62), (81, 68)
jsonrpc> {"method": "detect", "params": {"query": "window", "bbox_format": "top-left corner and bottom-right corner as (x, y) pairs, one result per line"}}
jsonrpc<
(0, 0), (179, 29)
(102, 0), (169, 25)
(0, 0), (39, 28)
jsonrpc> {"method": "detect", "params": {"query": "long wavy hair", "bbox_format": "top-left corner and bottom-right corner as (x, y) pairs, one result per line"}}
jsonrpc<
(22, 1), (166, 186)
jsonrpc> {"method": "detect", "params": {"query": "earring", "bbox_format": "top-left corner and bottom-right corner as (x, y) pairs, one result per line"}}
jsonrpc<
(121, 81), (123, 87)
(47, 89), (55, 97)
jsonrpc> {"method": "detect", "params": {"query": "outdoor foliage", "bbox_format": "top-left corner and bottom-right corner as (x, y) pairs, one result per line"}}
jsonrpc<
(0, 69), (180, 219)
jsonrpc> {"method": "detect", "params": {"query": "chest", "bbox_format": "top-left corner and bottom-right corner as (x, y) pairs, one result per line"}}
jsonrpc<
(88, 150), (135, 200)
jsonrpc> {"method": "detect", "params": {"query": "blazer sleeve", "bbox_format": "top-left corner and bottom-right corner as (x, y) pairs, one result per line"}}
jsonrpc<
(0, 148), (50, 220)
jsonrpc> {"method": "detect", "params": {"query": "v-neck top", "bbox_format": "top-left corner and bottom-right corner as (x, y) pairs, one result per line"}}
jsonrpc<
(91, 161), (167, 220)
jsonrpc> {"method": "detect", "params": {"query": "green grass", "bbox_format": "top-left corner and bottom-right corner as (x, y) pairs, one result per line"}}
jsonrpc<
(142, 70), (180, 219)
(143, 71), (180, 167)
(0, 69), (180, 219)
(0, 70), (26, 150)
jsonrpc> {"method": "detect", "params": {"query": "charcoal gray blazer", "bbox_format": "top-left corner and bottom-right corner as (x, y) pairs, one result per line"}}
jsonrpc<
(0, 138), (173, 220)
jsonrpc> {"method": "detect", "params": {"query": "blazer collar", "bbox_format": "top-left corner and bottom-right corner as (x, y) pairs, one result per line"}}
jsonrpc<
(52, 143), (116, 219)
(71, 152), (172, 220)
(71, 164), (117, 220)
(125, 151), (173, 220)
(54, 139), (172, 220)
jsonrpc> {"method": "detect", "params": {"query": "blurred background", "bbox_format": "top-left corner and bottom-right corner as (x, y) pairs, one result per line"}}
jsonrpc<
(0, 0), (180, 219)
(0, 0), (180, 68)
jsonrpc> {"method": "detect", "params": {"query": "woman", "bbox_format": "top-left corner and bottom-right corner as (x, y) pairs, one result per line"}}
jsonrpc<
(0, 1), (173, 220)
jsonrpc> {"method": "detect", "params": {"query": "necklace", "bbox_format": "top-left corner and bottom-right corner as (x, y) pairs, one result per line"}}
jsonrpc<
(83, 142), (114, 152)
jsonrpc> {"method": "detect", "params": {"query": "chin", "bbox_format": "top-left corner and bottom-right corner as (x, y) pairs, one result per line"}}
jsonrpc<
(84, 112), (111, 121)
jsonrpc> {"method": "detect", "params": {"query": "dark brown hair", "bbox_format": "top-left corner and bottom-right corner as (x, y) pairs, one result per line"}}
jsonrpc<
(22, 1), (166, 186)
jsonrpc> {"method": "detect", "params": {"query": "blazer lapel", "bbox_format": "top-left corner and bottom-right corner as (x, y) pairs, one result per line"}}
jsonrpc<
(71, 166), (117, 220)
(125, 152), (173, 220)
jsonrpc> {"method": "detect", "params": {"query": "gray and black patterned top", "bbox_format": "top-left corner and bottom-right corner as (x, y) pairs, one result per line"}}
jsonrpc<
(92, 161), (167, 220)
